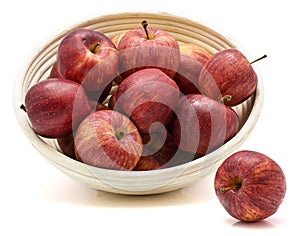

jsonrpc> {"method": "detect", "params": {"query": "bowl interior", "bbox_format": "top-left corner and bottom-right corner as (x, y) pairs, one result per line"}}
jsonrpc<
(13, 12), (263, 195)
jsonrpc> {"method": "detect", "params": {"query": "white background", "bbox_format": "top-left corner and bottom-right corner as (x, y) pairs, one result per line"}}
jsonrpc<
(1, 0), (298, 235)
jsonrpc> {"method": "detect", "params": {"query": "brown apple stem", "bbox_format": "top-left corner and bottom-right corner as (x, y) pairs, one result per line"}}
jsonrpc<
(250, 54), (267, 64)
(20, 104), (26, 112)
(220, 180), (242, 193)
(142, 20), (150, 40)
(220, 186), (237, 193)
(221, 95), (232, 103)
(91, 42), (100, 54)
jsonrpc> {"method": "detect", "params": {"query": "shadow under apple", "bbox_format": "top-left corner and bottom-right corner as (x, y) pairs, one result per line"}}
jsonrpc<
(232, 219), (275, 229)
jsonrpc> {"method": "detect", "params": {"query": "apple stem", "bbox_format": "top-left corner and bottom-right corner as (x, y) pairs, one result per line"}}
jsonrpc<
(250, 54), (267, 64)
(142, 20), (150, 40)
(220, 180), (242, 193)
(20, 104), (26, 112)
(220, 186), (237, 193)
(91, 42), (100, 54)
(221, 94), (232, 103)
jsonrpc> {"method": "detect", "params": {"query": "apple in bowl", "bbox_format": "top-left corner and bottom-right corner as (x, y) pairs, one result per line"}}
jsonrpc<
(199, 49), (260, 106)
(57, 28), (119, 92)
(114, 68), (180, 134)
(169, 94), (239, 156)
(75, 110), (143, 170)
(118, 21), (180, 78)
(22, 78), (90, 138)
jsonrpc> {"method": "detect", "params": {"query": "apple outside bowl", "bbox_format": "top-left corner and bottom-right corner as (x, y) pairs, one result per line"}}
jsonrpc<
(13, 12), (263, 195)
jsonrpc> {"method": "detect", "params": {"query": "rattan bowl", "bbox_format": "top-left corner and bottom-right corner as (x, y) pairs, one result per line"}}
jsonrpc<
(14, 12), (263, 195)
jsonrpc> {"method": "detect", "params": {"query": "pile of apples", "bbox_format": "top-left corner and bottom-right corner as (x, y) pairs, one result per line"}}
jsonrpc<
(22, 20), (286, 222)
(22, 21), (255, 170)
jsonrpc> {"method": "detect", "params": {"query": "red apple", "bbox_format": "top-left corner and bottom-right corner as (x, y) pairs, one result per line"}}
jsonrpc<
(108, 90), (118, 110)
(111, 33), (125, 50)
(118, 21), (180, 78)
(199, 49), (258, 106)
(57, 133), (76, 159)
(179, 42), (211, 64)
(134, 129), (178, 171)
(49, 62), (62, 78)
(74, 110), (143, 170)
(85, 81), (112, 103)
(23, 78), (90, 138)
(57, 28), (119, 91)
(115, 68), (180, 134)
(169, 94), (239, 156)
(173, 43), (211, 94)
(214, 150), (286, 222)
